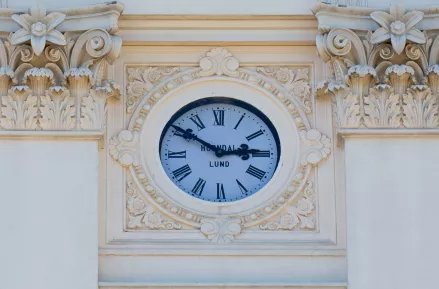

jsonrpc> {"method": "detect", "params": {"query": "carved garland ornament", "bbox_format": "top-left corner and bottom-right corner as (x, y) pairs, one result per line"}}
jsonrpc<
(0, 3), (122, 131)
(315, 3), (439, 130)
(110, 48), (331, 243)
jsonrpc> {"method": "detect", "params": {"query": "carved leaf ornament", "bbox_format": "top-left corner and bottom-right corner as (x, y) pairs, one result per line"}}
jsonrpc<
(0, 3), (122, 131)
(112, 48), (332, 243)
(315, 2), (439, 130)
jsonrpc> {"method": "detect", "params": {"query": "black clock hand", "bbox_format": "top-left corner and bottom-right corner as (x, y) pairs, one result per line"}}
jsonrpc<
(171, 125), (221, 155)
(217, 144), (263, 160)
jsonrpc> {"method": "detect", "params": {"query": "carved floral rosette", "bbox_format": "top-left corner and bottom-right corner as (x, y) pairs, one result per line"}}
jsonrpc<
(110, 48), (332, 243)
(314, 3), (439, 130)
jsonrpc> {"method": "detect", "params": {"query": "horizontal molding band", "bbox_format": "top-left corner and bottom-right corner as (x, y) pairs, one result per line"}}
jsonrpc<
(99, 247), (346, 256)
(118, 16), (318, 45)
(99, 282), (347, 288)
(339, 129), (439, 138)
(0, 130), (104, 141)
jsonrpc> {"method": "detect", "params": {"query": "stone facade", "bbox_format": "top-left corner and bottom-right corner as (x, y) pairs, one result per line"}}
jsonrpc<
(1, 1), (439, 289)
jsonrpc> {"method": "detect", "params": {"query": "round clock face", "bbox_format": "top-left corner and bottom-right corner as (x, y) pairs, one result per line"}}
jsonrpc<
(159, 97), (280, 203)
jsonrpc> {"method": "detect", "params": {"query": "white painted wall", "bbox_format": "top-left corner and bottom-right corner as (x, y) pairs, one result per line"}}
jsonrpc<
(344, 137), (439, 289)
(0, 140), (99, 289)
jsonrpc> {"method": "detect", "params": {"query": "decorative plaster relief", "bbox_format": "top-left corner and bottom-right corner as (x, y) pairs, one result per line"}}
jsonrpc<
(314, 2), (439, 130)
(257, 67), (312, 114)
(126, 181), (182, 230)
(126, 67), (180, 114)
(0, 3), (123, 131)
(200, 219), (242, 243)
(112, 48), (331, 243)
(260, 181), (315, 231)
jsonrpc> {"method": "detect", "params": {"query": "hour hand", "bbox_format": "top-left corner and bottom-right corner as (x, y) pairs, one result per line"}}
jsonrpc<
(218, 144), (263, 160)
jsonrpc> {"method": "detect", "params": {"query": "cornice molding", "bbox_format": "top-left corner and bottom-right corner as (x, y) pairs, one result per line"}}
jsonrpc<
(118, 15), (318, 46)
(0, 2), (123, 134)
(314, 2), (439, 133)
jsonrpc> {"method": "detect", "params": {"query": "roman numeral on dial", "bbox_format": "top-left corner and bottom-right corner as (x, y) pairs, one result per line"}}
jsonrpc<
(172, 164), (192, 181)
(213, 110), (225, 126)
(168, 150), (186, 159)
(190, 115), (206, 131)
(246, 165), (266, 180)
(236, 179), (248, 195)
(192, 178), (206, 196)
(216, 183), (226, 199)
(252, 150), (270, 158)
(246, 129), (264, 141)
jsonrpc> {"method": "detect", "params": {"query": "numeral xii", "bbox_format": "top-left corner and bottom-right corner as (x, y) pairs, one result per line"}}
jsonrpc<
(213, 110), (225, 126)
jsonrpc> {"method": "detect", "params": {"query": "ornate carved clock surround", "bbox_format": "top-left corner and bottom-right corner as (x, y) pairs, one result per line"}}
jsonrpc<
(109, 48), (332, 243)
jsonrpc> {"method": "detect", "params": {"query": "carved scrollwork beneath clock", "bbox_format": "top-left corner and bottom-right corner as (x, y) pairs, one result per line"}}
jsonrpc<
(126, 180), (182, 230)
(112, 48), (332, 243)
(260, 181), (315, 231)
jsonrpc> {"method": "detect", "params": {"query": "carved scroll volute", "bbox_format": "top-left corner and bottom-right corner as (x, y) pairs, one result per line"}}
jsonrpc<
(64, 67), (94, 128)
(0, 67), (17, 96)
(316, 28), (367, 83)
(346, 65), (377, 118)
(385, 65), (416, 95)
(22, 67), (55, 97)
(69, 29), (122, 86)
(427, 65), (439, 97)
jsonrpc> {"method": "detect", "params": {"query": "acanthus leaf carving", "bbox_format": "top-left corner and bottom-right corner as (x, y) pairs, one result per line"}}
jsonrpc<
(363, 85), (401, 128)
(0, 86), (37, 129)
(402, 85), (439, 128)
(126, 181), (181, 230)
(81, 81), (120, 130)
(327, 83), (361, 128)
(39, 86), (75, 130)
(200, 219), (242, 243)
(109, 130), (139, 167)
(126, 67), (180, 114)
(256, 67), (312, 114)
(260, 181), (315, 231)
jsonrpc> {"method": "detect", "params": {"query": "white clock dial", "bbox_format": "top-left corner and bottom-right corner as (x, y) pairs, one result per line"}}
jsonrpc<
(159, 97), (280, 202)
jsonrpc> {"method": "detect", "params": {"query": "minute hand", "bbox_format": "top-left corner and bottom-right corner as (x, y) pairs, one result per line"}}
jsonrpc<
(171, 125), (220, 154)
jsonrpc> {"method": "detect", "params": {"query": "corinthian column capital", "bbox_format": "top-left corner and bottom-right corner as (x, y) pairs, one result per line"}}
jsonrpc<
(0, 2), (124, 133)
(314, 2), (439, 130)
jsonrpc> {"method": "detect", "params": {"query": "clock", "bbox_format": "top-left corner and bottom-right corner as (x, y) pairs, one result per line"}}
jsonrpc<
(159, 97), (280, 202)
